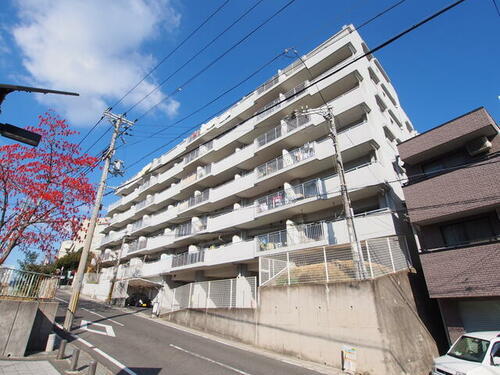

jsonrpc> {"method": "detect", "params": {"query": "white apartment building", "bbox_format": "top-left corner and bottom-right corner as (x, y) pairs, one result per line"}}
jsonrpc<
(93, 25), (417, 307)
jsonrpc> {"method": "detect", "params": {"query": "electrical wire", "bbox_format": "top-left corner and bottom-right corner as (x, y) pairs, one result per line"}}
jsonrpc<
(122, 0), (468, 173)
(117, 52), (285, 152)
(74, 0), (230, 152)
(109, 0), (231, 112)
(123, 0), (266, 115)
(134, 0), (299, 122)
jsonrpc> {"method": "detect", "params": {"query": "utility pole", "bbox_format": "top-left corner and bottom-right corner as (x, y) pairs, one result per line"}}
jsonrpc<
(63, 110), (134, 331)
(106, 233), (128, 304)
(297, 106), (366, 279)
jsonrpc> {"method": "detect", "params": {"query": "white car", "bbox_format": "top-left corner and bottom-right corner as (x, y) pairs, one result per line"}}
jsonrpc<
(433, 331), (500, 375)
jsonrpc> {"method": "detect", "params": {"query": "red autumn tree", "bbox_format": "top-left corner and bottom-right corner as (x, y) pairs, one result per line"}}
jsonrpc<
(0, 111), (98, 265)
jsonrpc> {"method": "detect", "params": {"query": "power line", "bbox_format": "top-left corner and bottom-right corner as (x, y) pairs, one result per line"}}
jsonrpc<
(75, 1), (229, 151)
(117, 52), (285, 152)
(134, 0), (299, 122)
(123, 0), (266, 115)
(492, 0), (500, 17)
(123, 0), (468, 173)
(109, 0), (231, 111)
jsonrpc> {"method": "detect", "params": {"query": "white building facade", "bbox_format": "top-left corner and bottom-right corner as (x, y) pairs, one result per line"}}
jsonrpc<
(93, 25), (417, 308)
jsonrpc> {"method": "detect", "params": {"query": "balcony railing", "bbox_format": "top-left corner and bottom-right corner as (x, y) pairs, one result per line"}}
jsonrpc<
(188, 190), (210, 208)
(135, 195), (155, 212)
(255, 179), (319, 213)
(127, 237), (148, 253)
(183, 148), (200, 164)
(256, 143), (315, 178)
(131, 216), (150, 232)
(256, 125), (282, 147)
(256, 114), (311, 149)
(172, 251), (205, 268)
(257, 222), (324, 251)
(256, 74), (279, 94)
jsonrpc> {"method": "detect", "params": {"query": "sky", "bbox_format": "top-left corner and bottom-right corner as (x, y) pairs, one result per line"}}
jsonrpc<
(0, 0), (499, 266)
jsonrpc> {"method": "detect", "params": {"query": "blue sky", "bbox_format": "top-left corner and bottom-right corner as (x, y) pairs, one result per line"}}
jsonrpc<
(1, 0), (499, 266)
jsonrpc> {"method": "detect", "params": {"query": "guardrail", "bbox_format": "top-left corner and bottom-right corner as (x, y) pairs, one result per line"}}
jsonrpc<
(0, 267), (58, 299)
(259, 235), (412, 286)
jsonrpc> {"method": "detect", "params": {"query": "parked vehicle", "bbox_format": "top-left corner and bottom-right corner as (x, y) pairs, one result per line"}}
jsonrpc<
(432, 331), (500, 375)
(125, 293), (152, 308)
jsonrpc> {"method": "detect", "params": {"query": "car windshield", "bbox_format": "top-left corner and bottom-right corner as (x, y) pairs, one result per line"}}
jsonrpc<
(448, 336), (490, 363)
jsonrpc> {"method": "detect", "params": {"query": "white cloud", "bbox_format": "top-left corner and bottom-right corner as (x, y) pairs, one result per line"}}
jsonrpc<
(11, 0), (181, 125)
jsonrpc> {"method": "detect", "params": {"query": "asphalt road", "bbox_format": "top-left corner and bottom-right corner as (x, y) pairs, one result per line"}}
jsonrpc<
(54, 291), (327, 375)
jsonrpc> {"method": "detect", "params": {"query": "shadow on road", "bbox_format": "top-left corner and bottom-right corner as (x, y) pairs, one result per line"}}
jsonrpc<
(118, 368), (162, 375)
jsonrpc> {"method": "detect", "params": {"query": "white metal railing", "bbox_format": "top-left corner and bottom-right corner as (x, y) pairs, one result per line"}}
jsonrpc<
(257, 222), (324, 252)
(127, 237), (148, 253)
(255, 179), (319, 213)
(256, 143), (315, 178)
(175, 217), (207, 238)
(259, 235), (411, 286)
(172, 251), (205, 268)
(188, 190), (210, 208)
(135, 195), (154, 212)
(256, 74), (279, 94)
(167, 276), (257, 312)
(0, 267), (58, 299)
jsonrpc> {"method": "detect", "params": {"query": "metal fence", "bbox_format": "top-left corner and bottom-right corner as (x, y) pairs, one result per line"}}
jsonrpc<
(256, 222), (324, 252)
(0, 267), (58, 299)
(167, 276), (257, 312)
(259, 235), (411, 286)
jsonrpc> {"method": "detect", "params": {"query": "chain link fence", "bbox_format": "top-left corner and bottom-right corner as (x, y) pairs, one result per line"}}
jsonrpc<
(167, 276), (257, 312)
(0, 267), (58, 299)
(259, 235), (411, 286)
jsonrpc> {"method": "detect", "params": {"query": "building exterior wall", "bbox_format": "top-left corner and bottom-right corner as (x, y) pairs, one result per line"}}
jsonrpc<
(91, 24), (416, 288)
(163, 271), (438, 375)
(397, 107), (500, 345)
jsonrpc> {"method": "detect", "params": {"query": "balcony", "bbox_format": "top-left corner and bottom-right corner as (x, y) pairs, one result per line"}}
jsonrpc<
(255, 179), (319, 214)
(178, 190), (210, 212)
(135, 195), (155, 212)
(257, 222), (325, 252)
(172, 251), (205, 268)
(256, 143), (315, 179)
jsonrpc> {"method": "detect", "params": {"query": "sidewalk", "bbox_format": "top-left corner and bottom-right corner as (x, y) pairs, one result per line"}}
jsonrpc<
(0, 360), (59, 375)
(0, 339), (113, 375)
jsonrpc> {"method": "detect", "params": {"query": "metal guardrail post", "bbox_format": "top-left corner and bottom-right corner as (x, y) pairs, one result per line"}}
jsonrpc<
(70, 348), (80, 371)
(88, 360), (97, 375)
(387, 237), (396, 273)
(365, 241), (374, 279)
(286, 252), (291, 285)
(57, 339), (67, 359)
(322, 247), (329, 283)
(45, 333), (56, 352)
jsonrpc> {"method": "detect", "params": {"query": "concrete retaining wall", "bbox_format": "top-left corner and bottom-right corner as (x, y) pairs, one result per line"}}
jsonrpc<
(81, 280), (111, 301)
(0, 300), (58, 357)
(163, 271), (438, 375)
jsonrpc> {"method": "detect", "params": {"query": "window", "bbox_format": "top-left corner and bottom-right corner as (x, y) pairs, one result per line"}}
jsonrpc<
(441, 217), (495, 247)
(448, 336), (490, 363)
(421, 152), (468, 176)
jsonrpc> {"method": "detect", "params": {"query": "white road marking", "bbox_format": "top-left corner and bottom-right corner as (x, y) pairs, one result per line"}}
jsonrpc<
(54, 323), (137, 375)
(80, 320), (116, 337)
(170, 344), (253, 375)
(55, 295), (124, 327)
(81, 308), (125, 326)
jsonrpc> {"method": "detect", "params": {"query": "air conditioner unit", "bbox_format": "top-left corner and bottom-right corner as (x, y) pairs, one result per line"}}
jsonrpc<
(466, 136), (491, 156)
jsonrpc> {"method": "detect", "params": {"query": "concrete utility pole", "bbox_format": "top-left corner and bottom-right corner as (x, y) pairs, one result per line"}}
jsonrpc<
(298, 107), (366, 279)
(106, 233), (128, 304)
(63, 110), (134, 331)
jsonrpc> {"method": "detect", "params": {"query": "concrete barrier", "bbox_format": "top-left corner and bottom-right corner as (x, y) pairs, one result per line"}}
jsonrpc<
(163, 270), (438, 375)
(0, 300), (58, 357)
